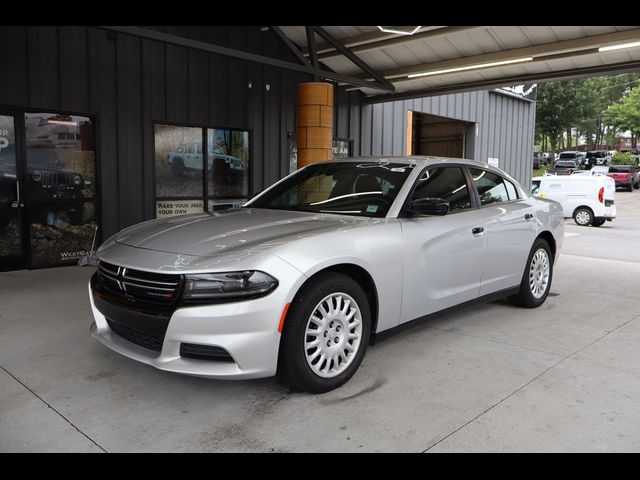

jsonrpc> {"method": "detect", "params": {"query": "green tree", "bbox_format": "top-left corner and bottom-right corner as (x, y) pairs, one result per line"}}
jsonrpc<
(605, 86), (640, 148)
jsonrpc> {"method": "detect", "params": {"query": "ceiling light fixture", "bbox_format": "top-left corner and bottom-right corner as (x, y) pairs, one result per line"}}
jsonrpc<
(598, 40), (640, 52)
(407, 57), (534, 78)
(377, 26), (422, 36)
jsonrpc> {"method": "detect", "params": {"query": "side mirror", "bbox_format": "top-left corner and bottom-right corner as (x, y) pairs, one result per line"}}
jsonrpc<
(410, 197), (449, 216)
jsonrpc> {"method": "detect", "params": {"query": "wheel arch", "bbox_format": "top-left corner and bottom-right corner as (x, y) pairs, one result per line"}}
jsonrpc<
(294, 263), (379, 345)
(536, 230), (556, 259)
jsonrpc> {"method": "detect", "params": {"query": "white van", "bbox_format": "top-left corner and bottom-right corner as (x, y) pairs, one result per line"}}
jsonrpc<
(531, 174), (616, 227)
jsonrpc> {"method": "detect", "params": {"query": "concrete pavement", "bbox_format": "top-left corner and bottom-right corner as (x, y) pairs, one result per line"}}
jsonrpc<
(1, 190), (639, 452)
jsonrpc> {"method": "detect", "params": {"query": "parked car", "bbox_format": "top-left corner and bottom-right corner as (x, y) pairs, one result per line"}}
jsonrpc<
(557, 151), (582, 169)
(547, 160), (578, 175)
(585, 150), (611, 168)
(542, 152), (551, 163)
(532, 174), (616, 227)
(89, 156), (564, 393)
(533, 153), (541, 169)
(534, 151), (547, 166)
(167, 142), (245, 185)
(607, 165), (638, 191)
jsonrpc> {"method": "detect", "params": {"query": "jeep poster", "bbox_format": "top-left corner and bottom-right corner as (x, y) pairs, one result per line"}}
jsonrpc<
(25, 113), (98, 268)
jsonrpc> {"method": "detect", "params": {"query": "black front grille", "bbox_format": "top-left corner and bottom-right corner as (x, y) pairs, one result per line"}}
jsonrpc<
(107, 318), (164, 352)
(180, 343), (235, 362)
(97, 261), (182, 306)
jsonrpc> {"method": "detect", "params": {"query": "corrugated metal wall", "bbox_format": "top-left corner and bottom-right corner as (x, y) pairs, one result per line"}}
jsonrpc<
(346, 91), (536, 187)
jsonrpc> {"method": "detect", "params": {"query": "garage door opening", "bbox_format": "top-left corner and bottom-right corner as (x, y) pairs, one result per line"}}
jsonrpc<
(408, 111), (475, 159)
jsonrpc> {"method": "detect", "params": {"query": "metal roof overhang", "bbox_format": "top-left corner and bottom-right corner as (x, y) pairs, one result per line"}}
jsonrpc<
(278, 26), (640, 102)
(102, 26), (640, 103)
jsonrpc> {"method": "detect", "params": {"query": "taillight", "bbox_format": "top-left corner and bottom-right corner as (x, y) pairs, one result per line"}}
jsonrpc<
(598, 186), (604, 203)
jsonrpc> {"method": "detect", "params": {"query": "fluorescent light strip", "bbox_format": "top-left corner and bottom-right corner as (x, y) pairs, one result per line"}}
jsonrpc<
(407, 57), (534, 79)
(599, 41), (640, 52)
(377, 26), (422, 36)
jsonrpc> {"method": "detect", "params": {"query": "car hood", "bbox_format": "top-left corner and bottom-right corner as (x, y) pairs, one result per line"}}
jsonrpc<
(113, 208), (371, 257)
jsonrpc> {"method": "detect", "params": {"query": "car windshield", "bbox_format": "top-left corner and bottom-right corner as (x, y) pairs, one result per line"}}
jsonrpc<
(608, 166), (631, 173)
(559, 153), (576, 159)
(248, 161), (415, 218)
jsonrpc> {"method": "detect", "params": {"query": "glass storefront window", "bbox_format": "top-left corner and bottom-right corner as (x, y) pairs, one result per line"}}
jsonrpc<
(0, 115), (21, 258)
(154, 123), (250, 219)
(207, 128), (249, 198)
(154, 124), (204, 198)
(25, 112), (98, 268)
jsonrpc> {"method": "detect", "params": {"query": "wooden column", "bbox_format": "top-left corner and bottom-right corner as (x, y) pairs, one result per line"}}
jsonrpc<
(297, 82), (334, 167)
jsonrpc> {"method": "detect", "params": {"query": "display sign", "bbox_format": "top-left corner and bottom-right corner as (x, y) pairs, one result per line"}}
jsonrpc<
(155, 199), (204, 218)
(487, 157), (499, 168)
(288, 137), (353, 173)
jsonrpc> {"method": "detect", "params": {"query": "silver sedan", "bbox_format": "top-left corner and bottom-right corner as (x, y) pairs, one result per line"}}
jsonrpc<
(89, 157), (564, 393)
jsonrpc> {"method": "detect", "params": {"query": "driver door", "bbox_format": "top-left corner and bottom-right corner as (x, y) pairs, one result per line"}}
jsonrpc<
(399, 165), (485, 323)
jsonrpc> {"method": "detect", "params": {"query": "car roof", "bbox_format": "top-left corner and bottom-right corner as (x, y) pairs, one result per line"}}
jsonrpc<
(313, 155), (510, 177)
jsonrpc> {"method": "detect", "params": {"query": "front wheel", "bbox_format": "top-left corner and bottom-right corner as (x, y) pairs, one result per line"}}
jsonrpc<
(508, 238), (553, 308)
(573, 207), (593, 226)
(278, 272), (371, 394)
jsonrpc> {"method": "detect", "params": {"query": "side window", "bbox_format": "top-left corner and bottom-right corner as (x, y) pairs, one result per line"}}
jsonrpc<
(531, 180), (541, 195)
(504, 179), (519, 200)
(412, 167), (473, 212)
(469, 168), (509, 205)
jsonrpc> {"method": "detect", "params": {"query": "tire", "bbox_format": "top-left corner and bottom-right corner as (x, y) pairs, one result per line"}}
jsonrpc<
(634, 182), (639, 190)
(171, 159), (185, 178)
(573, 207), (593, 226)
(628, 182), (634, 192)
(508, 238), (553, 308)
(278, 272), (371, 394)
(592, 218), (606, 227)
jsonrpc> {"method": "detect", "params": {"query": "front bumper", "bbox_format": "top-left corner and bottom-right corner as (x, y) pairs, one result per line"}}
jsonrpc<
(88, 252), (306, 380)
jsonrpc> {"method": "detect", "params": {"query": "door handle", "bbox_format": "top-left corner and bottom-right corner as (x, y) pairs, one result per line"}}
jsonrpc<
(524, 213), (534, 220)
(472, 227), (484, 235)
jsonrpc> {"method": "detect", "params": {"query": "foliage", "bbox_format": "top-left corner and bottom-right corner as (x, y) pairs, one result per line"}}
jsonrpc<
(610, 151), (637, 165)
(535, 74), (640, 153)
(604, 86), (640, 142)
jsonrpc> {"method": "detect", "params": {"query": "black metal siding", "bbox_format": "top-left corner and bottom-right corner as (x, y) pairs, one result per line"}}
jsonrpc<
(1, 25), (351, 239)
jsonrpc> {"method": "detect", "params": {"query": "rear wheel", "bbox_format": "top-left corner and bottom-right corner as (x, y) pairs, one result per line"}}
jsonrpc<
(592, 218), (606, 227)
(508, 238), (553, 308)
(573, 207), (593, 226)
(278, 272), (371, 394)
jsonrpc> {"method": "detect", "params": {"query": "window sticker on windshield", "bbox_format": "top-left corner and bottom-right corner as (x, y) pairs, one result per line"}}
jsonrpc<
(390, 167), (406, 172)
(366, 205), (379, 213)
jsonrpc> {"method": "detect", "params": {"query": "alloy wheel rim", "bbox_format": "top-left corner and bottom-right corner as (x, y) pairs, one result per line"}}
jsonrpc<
(304, 292), (363, 378)
(529, 248), (550, 299)
(575, 210), (591, 225)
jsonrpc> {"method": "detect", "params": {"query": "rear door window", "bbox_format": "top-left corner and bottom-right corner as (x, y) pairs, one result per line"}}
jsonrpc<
(469, 168), (510, 205)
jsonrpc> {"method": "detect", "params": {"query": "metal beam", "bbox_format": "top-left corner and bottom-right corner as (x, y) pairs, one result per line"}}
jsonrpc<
(306, 26), (319, 81)
(270, 26), (308, 66)
(98, 26), (394, 92)
(311, 26), (395, 92)
(315, 26), (482, 60)
(356, 27), (640, 82)
(364, 60), (640, 104)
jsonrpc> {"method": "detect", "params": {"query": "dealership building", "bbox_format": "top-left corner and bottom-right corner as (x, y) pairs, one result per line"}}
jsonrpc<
(2, 26), (638, 271)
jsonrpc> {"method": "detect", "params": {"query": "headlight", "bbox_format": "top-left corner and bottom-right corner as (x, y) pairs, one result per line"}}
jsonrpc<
(73, 174), (83, 186)
(182, 271), (278, 302)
